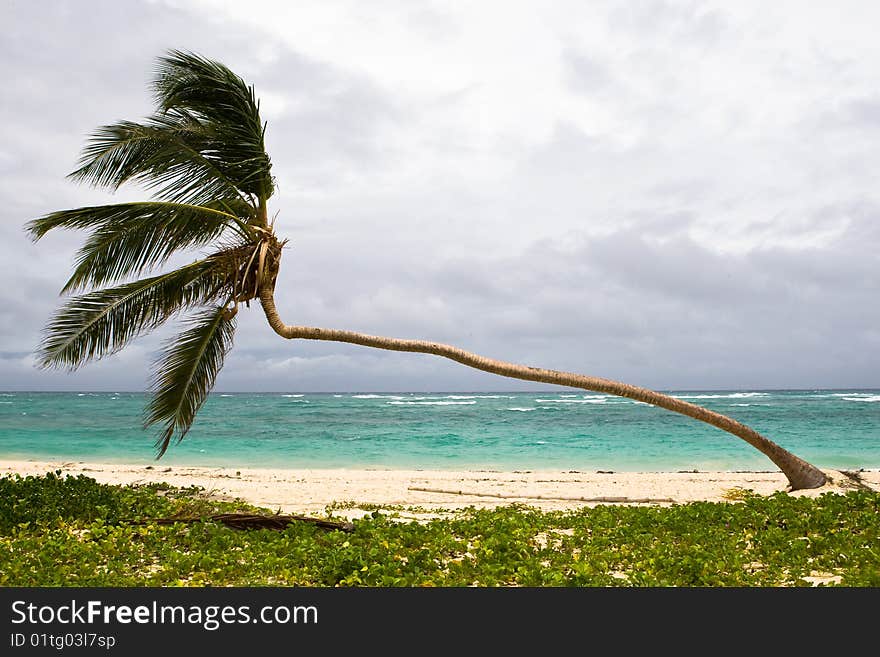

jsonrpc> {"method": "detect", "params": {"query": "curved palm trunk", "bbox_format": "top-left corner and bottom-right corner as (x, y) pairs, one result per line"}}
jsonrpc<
(259, 286), (827, 490)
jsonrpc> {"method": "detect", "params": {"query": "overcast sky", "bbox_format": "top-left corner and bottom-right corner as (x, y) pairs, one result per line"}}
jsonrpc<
(1, 0), (878, 392)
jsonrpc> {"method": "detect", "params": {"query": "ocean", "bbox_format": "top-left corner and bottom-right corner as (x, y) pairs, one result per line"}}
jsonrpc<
(0, 390), (878, 472)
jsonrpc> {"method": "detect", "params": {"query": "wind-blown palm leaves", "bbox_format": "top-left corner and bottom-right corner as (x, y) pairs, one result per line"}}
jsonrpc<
(27, 50), (279, 455)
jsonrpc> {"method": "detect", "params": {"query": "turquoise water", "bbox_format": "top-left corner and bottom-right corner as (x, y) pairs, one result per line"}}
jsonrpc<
(0, 390), (878, 471)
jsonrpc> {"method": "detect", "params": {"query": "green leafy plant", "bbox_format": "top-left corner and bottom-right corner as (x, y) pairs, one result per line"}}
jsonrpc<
(2, 473), (878, 587)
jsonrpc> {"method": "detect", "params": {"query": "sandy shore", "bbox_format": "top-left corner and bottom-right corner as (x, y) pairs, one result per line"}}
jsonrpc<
(1, 459), (878, 518)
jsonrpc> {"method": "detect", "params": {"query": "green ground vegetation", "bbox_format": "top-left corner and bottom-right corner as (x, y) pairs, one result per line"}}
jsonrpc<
(1, 471), (877, 586)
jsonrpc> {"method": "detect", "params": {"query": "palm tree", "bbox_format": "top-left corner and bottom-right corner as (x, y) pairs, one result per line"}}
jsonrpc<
(27, 50), (827, 490)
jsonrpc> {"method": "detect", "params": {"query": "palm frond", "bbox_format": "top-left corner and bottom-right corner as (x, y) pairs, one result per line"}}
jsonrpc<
(145, 305), (237, 457)
(26, 200), (248, 241)
(34, 202), (248, 292)
(67, 117), (254, 207)
(153, 50), (274, 202)
(37, 259), (230, 371)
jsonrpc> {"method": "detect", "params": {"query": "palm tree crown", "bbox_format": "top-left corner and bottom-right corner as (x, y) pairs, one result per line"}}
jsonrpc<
(27, 50), (281, 455)
(28, 50), (827, 490)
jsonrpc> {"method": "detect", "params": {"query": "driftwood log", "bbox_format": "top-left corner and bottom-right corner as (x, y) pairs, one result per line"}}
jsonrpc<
(133, 512), (354, 532)
(408, 486), (676, 504)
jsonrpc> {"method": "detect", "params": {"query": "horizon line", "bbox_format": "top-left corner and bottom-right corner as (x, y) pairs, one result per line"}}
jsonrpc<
(2, 387), (879, 394)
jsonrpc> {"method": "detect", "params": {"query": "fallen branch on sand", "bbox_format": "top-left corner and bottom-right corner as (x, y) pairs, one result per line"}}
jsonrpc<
(133, 512), (354, 532)
(408, 486), (676, 504)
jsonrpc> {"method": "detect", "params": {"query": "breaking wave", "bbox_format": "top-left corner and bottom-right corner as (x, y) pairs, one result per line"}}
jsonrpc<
(387, 400), (476, 406)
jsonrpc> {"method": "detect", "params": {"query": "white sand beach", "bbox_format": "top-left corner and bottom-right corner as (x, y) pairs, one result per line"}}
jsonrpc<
(2, 459), (877, 518)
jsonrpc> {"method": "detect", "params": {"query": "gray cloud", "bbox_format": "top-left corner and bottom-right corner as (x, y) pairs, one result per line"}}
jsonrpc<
(252, 49), (408, 190)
